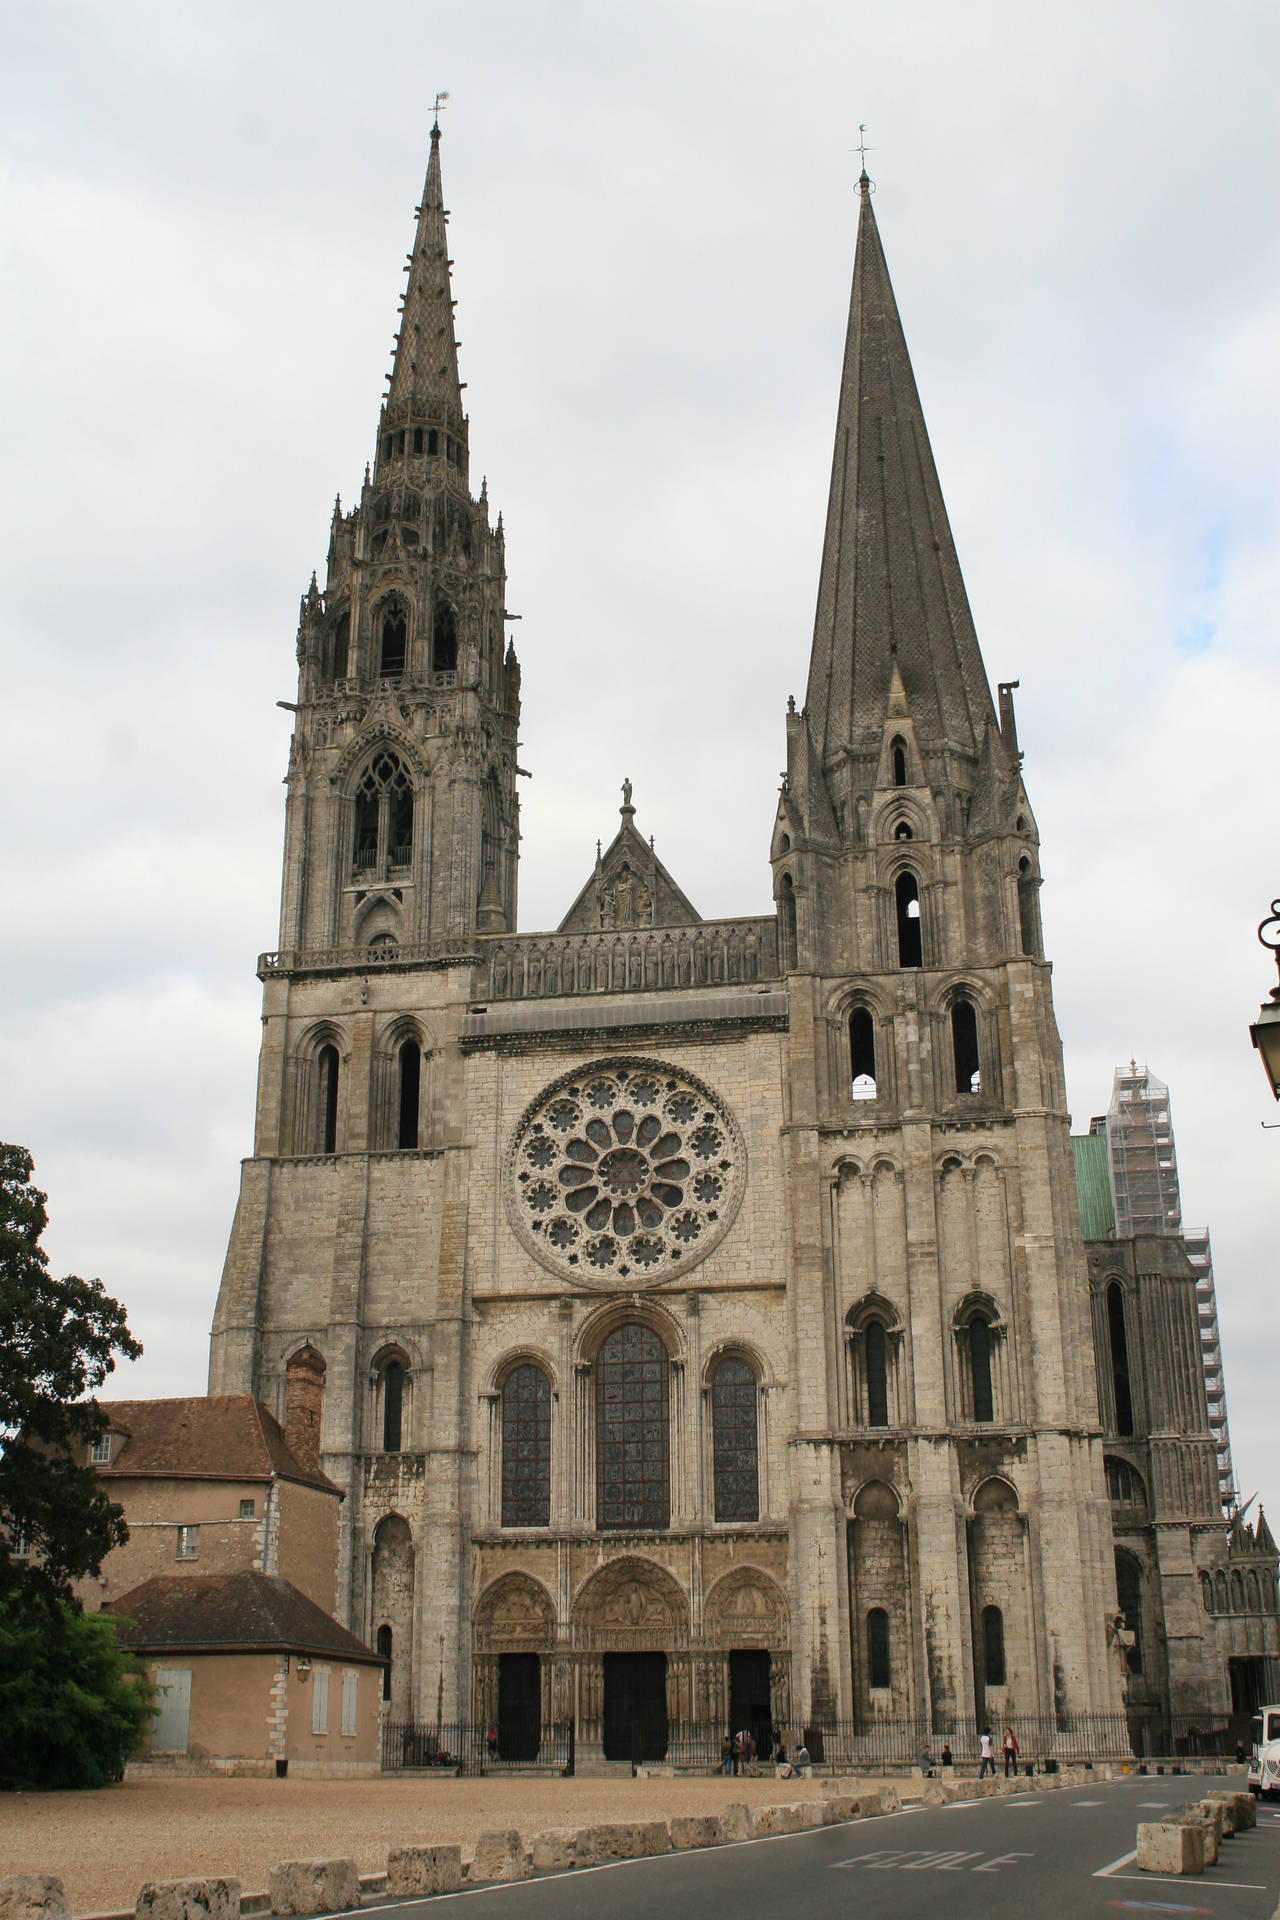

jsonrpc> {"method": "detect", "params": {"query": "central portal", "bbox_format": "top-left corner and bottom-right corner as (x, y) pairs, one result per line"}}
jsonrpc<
(602, 1651), (668, 1761)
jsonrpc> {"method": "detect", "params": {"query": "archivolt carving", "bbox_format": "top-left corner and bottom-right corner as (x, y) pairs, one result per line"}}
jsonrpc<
(474, 1573), (556, 1651)
(571, 1557), (690, 1651)
(505, 1057), (746, 1289)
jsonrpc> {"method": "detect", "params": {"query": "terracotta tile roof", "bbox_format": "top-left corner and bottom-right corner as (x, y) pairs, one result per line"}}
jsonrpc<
(107, 1571), (383, 1664)
(94, 1396), (339, 1495)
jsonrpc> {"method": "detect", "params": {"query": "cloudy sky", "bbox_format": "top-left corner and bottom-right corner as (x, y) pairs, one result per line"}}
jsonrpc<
(2, 1), (1277, 1521)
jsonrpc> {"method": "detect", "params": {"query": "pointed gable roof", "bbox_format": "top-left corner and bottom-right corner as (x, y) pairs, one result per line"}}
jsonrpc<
(558, 789), (701, 933)
(384, 121), (465, 431)
(804, 173), (1001, 768)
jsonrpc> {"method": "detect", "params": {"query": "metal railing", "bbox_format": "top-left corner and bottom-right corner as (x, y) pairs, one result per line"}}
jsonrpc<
(380, 1720), (574, 1774)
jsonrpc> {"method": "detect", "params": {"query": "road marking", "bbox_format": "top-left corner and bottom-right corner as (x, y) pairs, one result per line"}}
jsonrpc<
(1073, 1798), (1104, 1805)
(1095, 1848), (1139, 1877)
(1138, 1800), (1171, 1807)
(833, 1847), (1032, 1873)
(1104, 1872), (1268, 1891)
(1103, 1902), (1214, 1914)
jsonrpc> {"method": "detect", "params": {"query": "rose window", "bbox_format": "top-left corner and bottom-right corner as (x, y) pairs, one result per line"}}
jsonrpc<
(507, 1059), (745, 1285)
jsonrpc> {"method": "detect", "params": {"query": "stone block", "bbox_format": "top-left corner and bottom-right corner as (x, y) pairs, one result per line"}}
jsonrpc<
(1182, 1808), (1218, 1865)
(468, 1833), (530, 1884)
(590, 1822), (669, 1861)
(386, 1846), (462, 1896)
(668, 1817), (721, 1851)
(917, 1782), (946, 1806)
(529, 1829), (598, 1872)
(1136, 1823), (1205, 1875)
(0, 1879), (70, 1920)
(749, 1804), (808, 1835)
(821, 1795), (860, 1822)
(718, 1803), (753, 1841)
(137, 1882), (241, 1920)
(268, 1863), (358, 1917)
(795, 1801), (828, 1827)
(876, 1784), (901, 1813)
(1206, 1790), (1254, 1833)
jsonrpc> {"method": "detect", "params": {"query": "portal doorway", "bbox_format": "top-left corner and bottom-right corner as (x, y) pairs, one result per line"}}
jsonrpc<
(1229, 1656), (1269, 1716)
(497, 1652), (541, 1761)
(728, 1648), (773, 1759)
(602, 1651), (668, 1761)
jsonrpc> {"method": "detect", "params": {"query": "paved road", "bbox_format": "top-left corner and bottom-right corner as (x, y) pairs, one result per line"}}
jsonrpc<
(363, 1776), (1280, 1920)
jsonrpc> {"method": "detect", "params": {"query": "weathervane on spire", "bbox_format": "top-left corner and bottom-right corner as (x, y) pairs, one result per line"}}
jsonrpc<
(856, 123), (875, 193)
(432, 89), (450, 133)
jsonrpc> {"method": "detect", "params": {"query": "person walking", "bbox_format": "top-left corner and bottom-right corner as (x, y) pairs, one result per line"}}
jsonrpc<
(979, 1727), (995, 1778)
(721, 1731), (734, 1776)
(1002, 1726), (1019, 1778)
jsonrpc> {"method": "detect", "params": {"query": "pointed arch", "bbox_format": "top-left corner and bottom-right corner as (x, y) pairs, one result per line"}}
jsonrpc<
(432, 596), (458, 672)
(895, 870), (922, 967)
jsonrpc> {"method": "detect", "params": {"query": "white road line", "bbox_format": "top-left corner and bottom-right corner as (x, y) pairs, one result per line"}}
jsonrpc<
(1137, 1800), (1171, 1807)
(1102, 1870), (1268, 1891)
(1072, 1799), (1104, 1805)
(1094, 1847), (1138, 1877)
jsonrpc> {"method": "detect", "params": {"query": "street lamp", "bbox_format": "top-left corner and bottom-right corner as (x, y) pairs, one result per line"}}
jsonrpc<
(1250, 901), (1280, 1101)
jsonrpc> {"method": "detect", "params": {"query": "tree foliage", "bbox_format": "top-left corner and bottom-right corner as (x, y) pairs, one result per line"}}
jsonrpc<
(0, 1142), (142, 1605)
(0, 1593), (153, 1788)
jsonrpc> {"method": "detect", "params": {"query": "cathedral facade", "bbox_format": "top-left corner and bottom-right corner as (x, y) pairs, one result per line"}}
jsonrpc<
(209, 129), (1255, 1760)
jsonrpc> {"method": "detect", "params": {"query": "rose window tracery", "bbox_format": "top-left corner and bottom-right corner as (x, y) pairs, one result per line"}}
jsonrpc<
(506, 1060), (744, 1285)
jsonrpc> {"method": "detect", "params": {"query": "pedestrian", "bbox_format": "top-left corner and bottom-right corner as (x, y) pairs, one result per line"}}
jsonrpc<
(918, 1745), (936, 1778)
(733, 1730), (745, 1776)
(1002, 1726), (1019, 1778)
(940, 1742), (954, 1768)
(721, 1731), (734, 1776)
(486, 1725), (498, 1762)
(775, 1738), (789, 1776)
(979, 1727), (995, 1779)
(793, 1741), (811, 1778)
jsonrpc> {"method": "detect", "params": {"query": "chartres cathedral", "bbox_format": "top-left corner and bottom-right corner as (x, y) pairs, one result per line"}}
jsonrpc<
(209, 127), (1277, 1762)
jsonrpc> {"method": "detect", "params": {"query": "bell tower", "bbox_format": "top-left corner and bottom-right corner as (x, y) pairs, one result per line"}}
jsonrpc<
(285, 117), (519, 956)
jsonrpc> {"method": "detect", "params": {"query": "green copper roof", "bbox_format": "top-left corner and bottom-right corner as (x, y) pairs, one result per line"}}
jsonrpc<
(1072, 1133), (1115, 1240)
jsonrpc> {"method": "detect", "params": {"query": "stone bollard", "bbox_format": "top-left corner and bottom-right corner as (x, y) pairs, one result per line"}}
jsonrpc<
(1206, 1790), (1255, 1833)
(750, 1804), (809, 1835)
(386, 1847), (462, 1897)
(821, 1796), (860, 1823)
(0, 1880), (70, 1920)
(1182, 1805), (1219, 1866)
(529, 1830), (598, 1871)
(718, 1803), (753, 1842)
(1136, 1823), (1206, 1875)
(269, 1861), (359, 1915)
(468, 1833), (530, 1884)
(669, 1817), (721, 1851)
(137, 1882), (241, 1920)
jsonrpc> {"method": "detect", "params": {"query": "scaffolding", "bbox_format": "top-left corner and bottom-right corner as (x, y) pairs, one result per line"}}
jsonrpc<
(1103, 1062), (1236, 1511)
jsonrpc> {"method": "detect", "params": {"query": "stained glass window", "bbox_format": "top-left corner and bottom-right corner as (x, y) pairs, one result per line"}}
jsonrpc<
(501, 1364), (551, 1527)
(712, 1357), (759, 1521)
(596, 1323), (669, 1529)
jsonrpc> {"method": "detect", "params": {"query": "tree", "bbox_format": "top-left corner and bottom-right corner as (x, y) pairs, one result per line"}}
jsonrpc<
(0, 1594), (153, 1788)
(0, 1142), (142, 1606)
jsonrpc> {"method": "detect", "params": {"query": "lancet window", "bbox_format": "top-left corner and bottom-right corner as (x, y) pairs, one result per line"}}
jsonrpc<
(867, 1608), (891, 1689)
(432, 600), (458, 673)
(981, 1604), (1006, 1687)
(379, 604), (407, 679)
(501, 1364), (551, 1528)
(895, 872), (922, 968)
(1107, 1283), (1135, 1436)
(850, 1007), (877, 1100)
(710, 1356), (759, 1523)
(951, 997), (981, 1094)
(596, 1323), (669, 1529)
(352, 751), (414, 879)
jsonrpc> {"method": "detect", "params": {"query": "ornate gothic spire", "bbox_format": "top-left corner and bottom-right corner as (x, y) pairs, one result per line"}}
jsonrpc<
(381, 120), (466, 442)
(804, 172), (999, 768)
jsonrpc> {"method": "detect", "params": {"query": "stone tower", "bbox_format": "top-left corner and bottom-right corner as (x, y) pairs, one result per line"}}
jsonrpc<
(770, 172), (1126, 1728)
(209, 145), (1139, 1754)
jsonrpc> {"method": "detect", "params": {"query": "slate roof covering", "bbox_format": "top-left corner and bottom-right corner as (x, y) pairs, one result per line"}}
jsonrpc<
(108, 1571), (383, 1663)
(385, 120), (464, 431)
(1071, 1133), (1117, 1241)
(804, 172), (1001, 768)
(94, 1395), (339, 1495)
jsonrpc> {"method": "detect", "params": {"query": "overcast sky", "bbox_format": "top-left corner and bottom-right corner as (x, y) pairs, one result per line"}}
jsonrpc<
(2, 0), (1277, 1524)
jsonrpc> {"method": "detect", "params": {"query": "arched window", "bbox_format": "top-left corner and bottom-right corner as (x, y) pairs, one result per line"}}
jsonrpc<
(501, 1364), (551, 1527)
(894, 820), (912, 840)
(331, 610), (349, 681)
(1115, 1551), (1143, 1672)
(397, 1040), (420, 1149)
(1017, 857), (1039, 957)
(317, 1045), (339, 1154)
(891, 738), (907, 787)
(596, 1324), (669, 1529)
(432, 600), (457, 672)
(1107, 1282), (1134, 1436)
(969, 1315), (994, 1423)
(895, 872), (922, 968)
(867, 1608), (891, 1689)
(850, 1008), (877, 1100)
(952, 998), (981, 1094)
(711, 1356), (759, 1522)
(982, 1604), (1006, 1687)
(865, 1321), (889, 1428)
(777, 873), (797, 971)
(284, 1346), (326, 1474)
(376, 1624), (392, 1702)
(1105, 1457), (1146, 1508)
(381, 1360), (404, 1452)
(380, 604), (407, 679)
(352, 751), (414, 878)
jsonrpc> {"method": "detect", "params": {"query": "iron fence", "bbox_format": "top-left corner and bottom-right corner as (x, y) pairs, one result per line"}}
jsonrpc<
(380, 1720), (574, 1774)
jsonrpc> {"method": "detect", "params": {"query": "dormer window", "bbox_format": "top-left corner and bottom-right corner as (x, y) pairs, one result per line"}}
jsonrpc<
(90, 1433), (112, 1466)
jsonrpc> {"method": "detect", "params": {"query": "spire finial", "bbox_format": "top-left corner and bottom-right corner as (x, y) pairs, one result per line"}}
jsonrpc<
(856, 123), (874, 194)
(432, 89), (450, 136)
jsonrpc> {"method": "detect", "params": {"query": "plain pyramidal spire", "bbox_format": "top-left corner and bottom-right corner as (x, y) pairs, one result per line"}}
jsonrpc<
(804, 168), (1000, 769)
(383, 120), (466, 435)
